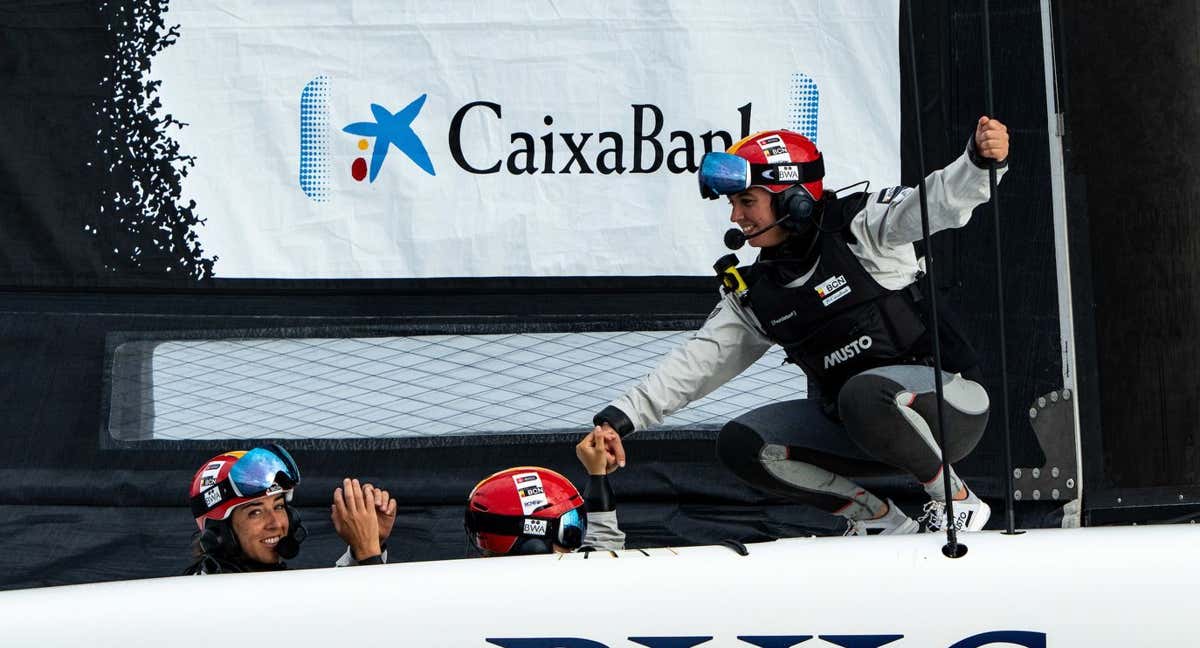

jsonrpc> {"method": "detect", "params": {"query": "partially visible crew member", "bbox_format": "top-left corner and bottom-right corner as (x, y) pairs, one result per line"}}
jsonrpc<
(464, 429), (624, 555)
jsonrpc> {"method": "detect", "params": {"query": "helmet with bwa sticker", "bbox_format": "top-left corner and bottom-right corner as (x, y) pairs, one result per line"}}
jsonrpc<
(464, 466), (587, 555)
(188, 444), (300, 530)
(698, 129), (826, 228)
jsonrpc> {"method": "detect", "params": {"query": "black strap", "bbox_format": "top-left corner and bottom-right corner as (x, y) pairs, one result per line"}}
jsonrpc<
(465, 510), (558, 538)
(748, 156), (825, 186)
(189, 480), (241, 518)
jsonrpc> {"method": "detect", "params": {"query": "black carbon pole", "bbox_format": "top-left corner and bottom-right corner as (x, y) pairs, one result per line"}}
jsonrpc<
(982, 0), (1019, 536)
(903, 0), (962, 558)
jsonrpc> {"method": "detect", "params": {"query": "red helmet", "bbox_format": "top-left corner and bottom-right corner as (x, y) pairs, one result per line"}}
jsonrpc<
(727, 129), (824, 200)
(188, 444), (301, 531)
(465, 466), (587, 555)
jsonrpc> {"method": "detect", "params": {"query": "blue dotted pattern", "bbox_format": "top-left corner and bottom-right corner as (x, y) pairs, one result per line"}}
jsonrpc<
(787, 73), (819, 143)
(299, 76), (331, 202)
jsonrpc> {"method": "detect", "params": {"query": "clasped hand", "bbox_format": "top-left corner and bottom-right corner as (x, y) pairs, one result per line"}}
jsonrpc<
(331, 478), (398, 561)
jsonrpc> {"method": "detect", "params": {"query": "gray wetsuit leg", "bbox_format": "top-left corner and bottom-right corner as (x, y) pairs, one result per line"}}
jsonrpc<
(715, 365), (989, 519)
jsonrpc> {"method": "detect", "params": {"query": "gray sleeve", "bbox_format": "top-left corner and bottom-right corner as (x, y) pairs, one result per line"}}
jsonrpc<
(581, 510), (625, 551)
(607, 293), (774, 432)
(859, 147), (1007, 250)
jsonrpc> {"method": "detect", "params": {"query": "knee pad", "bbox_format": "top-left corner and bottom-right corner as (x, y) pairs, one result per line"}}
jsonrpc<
(716, 421), (767, 479)
(837, 372), (896, 430)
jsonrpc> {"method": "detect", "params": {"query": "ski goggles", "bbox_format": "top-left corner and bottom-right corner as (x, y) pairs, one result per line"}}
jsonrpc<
(698, 151), (825, 199)
(190, 444), (301, 518)
(465, 504), (588, 553)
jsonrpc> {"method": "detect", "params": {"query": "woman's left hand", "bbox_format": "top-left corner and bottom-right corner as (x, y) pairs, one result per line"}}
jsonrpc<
(363, 482), (398, 544)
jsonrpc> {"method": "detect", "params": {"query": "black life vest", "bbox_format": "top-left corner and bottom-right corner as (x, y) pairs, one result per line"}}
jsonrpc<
(720, 202), (978, 401)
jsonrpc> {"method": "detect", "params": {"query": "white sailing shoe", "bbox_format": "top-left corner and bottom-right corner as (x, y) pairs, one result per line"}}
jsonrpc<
(844, 499), (923, 536)
(920, 489), (991, 532)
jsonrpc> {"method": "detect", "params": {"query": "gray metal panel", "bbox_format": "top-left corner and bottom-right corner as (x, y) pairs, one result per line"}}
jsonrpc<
(1040, 0), (1084, 505)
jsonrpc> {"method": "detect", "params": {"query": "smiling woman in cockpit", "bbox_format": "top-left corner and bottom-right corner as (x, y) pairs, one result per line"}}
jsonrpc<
(183, 444), (397, 574)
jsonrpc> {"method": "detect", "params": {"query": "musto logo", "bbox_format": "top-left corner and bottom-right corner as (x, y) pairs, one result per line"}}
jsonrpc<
(298, 73), (821, 202)
(824, 336), (873, 370)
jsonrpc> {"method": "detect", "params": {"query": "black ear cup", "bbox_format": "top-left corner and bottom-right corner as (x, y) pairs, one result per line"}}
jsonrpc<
(777, 187), (815, 231)
(197, 522), (231, 555)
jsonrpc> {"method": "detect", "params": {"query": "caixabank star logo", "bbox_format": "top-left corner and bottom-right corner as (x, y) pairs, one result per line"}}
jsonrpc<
(342, 95), (436, 183)
(299, 75), (436, 202)
(298, 72), (820, 203)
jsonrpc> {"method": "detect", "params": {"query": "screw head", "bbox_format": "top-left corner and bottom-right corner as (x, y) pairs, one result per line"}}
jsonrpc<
(1050, 391), (1059, 402)
(1063, 389), (1072, 400)
(1032, 468), (1041, 479)
(1014, 468), (1023, 479)
(1038, 397), (1047, 408)
(1033, 490), (1042, 500)
(1052, 488), (1061, 499)
(1014, 490), (1023, 501)
(1029, 407), (1038, 419)
(1117, 497), (1123, 504)
(1052, 467), (1060, 478)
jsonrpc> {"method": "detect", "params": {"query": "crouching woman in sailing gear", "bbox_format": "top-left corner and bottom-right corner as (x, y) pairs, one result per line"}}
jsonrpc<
(184, 444), (397, 574)
(464, 429), (625, 555)
(591, 117), (1009, 535)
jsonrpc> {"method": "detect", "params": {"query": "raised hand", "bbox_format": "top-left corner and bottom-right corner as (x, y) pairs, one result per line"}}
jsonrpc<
(975, 116), (1009, 162)
(576, 428), (611, 476)
(593, 423), (626, 473)
(363, 482), (398, 544)
(331, 478), (382, 561)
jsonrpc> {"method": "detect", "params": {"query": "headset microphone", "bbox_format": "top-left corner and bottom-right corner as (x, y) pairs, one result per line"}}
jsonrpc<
(724, 228), (748, 250)
(723, 210), (798, 251)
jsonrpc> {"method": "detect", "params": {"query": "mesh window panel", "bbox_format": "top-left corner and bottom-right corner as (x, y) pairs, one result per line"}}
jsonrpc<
(107, 331), (805, 441)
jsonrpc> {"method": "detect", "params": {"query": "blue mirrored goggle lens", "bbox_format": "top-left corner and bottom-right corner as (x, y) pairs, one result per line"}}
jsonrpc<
(698, 152), (751, 199)
(558, 507), (587, 548)
(560, 507), (586, 534)
(228, 446), (300, 497)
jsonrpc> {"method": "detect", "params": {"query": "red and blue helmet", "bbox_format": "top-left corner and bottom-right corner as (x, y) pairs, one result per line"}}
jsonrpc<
(188, 444), (301, 531)
(698, 129), (825, 201)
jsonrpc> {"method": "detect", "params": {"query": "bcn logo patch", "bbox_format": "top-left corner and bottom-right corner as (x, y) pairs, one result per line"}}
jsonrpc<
(816, 275), (847, 298)
(816, 275), (851, 306)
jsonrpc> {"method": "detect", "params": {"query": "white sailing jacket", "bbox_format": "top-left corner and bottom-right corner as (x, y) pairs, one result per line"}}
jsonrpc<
(605, 146), (1007, 433)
